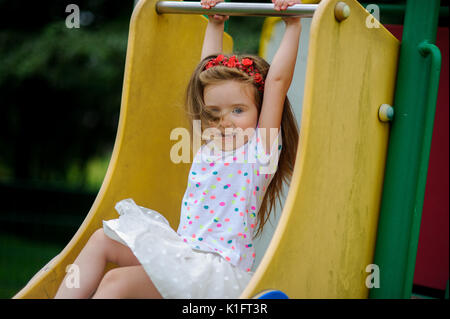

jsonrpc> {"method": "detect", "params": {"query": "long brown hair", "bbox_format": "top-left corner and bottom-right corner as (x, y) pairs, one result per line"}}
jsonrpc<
(184, 54), (299, 238)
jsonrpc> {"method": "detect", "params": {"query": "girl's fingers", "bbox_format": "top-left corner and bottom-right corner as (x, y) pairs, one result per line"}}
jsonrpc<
(207, 14), (229, 23)
(202, 0), (222, 9)
(210, 0), (222, 7)
(217, 14), (229, 21)
(276, 0), (298, 11)
(273, 0), (280, 11)
(274, 0), (289, 11)
(201, 0), (210, 9)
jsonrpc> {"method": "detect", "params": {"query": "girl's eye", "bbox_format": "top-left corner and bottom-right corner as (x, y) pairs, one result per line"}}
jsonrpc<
(233, 108), (243, 114)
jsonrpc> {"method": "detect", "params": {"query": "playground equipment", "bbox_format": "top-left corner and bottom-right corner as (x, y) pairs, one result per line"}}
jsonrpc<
(155, 1), (318, 17)
(14, 0), (442, 299)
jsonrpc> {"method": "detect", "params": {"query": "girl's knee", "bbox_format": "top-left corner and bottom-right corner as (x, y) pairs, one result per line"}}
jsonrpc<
(89, 228), (114, 251)
(95, 268), (126, 298)
(87, 228), (114, 259)
(89, 228), (106, 244)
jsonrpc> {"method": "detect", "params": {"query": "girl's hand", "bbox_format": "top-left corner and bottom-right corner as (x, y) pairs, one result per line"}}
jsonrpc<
(272, 0), (302, 25)
(201, 0), (229, 24)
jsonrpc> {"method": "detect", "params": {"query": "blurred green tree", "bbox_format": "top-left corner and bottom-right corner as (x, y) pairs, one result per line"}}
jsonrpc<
(0, 0), (133, 188)
(0, 0), (266, 189)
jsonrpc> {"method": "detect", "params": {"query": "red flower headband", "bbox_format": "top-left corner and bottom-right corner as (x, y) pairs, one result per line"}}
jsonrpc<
(204, 54), (265, 92)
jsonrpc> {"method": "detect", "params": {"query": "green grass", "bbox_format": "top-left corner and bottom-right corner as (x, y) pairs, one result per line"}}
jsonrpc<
(0, 233), (63, 299)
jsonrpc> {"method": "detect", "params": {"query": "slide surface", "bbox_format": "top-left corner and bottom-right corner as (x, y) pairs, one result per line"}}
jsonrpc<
(15, 0), (233, 299)
(242, 0), (399, 298)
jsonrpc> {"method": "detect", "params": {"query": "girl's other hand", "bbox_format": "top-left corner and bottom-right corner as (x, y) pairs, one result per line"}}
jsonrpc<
(201, 0), (229, 24)
(272, 0), (302, 25)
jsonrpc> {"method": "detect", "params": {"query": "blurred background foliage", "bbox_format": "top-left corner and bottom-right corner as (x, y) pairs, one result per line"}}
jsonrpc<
(0, 0), (264, 190)
(0, 0), (132, 190)
(0, 0), (265, 298)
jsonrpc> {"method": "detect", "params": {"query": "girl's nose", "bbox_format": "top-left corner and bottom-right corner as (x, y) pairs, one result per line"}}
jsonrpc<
(219, 114), (233, 128)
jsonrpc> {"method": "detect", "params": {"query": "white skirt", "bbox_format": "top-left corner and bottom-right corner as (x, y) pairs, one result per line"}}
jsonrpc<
(102, 198), (253, 299)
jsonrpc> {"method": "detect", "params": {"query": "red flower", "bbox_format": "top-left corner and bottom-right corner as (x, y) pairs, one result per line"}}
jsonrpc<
(242, 58), (253, 66)
(226, 56), (237, 67)
(254, 73), (263, 83)
(216, 54), (225, 62)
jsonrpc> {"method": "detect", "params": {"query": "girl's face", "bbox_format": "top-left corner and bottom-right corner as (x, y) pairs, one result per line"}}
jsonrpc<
(203, 80), (259, 151)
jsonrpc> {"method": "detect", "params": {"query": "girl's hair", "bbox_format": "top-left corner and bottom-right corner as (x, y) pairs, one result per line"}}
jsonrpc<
(184, 53), (299, 238)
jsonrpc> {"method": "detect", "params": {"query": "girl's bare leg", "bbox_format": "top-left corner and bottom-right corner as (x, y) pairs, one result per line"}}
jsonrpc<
(92, 265), (163, 299)
(54, 228), (140, 299)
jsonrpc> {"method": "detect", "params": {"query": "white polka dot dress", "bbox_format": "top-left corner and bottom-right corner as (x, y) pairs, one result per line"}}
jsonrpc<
(102, 126), (282, 299)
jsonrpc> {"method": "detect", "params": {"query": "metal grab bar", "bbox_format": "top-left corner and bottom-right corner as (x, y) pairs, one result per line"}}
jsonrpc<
(155, 1), (318, 17)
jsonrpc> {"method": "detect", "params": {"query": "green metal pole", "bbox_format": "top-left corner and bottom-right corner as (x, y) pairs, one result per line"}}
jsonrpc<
(405, 41), (441, 297)
(369, 0), (441, 299)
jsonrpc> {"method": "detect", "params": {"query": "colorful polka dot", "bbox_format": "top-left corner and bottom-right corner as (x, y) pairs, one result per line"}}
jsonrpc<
(178, 131), (279, 272)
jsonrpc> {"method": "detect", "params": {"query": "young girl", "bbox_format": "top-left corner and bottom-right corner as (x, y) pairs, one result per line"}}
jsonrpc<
(55, 0), (301, 299)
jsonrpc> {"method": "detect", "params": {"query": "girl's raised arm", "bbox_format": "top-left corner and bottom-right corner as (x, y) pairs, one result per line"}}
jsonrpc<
(200, 0), (229, 60)
(258, 0), (302, 153)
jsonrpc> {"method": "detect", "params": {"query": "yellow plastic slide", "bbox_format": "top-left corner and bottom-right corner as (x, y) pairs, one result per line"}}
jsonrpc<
(15, 0), (399, 299)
